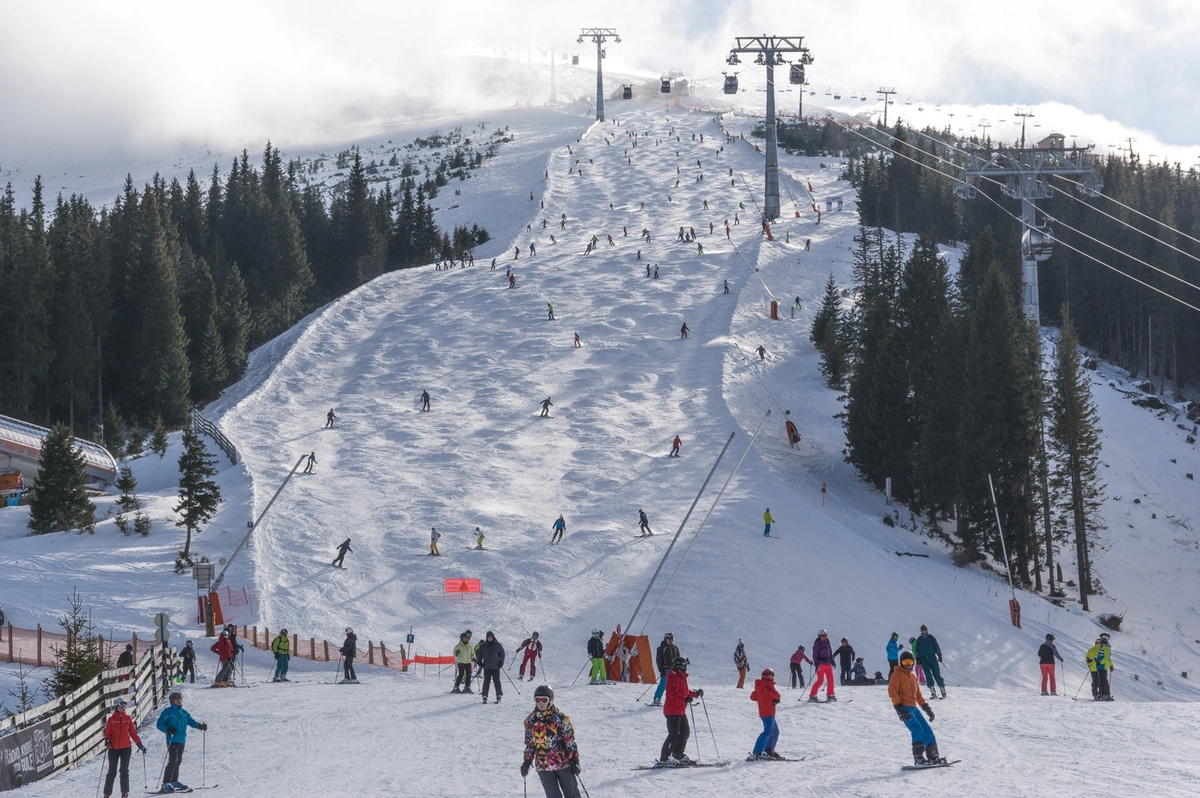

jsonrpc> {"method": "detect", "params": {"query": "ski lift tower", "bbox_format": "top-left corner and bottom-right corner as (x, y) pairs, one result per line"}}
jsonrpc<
(578, 28), (620, 122)
(957, 119), (1102, 321)
(726, 35), (814, 220)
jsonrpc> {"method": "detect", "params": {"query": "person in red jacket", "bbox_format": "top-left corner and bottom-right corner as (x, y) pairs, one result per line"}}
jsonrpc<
(657, 656), (701, 767)
(210, 631), (234, 686)
(103, 697), (145, 798)
(748, 668), (783, 760)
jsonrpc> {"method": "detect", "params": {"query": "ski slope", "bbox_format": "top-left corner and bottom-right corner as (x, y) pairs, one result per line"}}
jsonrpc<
(4, 96), (1200, 795)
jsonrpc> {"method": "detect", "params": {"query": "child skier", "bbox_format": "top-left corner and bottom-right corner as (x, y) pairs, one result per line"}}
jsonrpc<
(453, 631), (474, 693)
(748, 668), (783, 760)
(340, 628), (358, 683)
(734, 641), (749, 688)
(517, 632), (542, 680)
(474, 527), (485, 550)
(889, 651), (945, 766)
(789, 645), (811, 689)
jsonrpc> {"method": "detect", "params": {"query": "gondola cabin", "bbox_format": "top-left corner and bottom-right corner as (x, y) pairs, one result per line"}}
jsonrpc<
(1021, 226), (1054, 262)
(661, 78), (671, 93)
(789, 64), (805, 84)
(572, 54), (579, 65)
(622, 85), (632, 100)
(723, 75), (738, 94)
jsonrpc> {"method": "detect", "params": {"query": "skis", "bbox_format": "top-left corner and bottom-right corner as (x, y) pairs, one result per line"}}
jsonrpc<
(901, 760), (960, 771)
(745, 754), (805, 762)
(633, 761), (731, 771)
(147, 787), (218, 794)
(799, 698), (849, 704)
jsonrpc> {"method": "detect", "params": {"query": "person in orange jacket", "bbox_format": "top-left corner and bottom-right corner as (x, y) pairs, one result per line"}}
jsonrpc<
(889, 650), (945, 766)
(748, 668), (783, 760)
(103, 697), (146, 798)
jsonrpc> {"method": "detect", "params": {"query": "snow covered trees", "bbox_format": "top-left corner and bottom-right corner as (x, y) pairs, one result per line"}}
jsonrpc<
(175, 430), (221, 561)
(28, 423), (96, 535)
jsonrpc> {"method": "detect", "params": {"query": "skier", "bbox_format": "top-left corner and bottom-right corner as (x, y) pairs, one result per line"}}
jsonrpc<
(421, 389), (431, 411)
(834, 638), (856, 684)
(521, 685), (582, 798)
(680, 322), (689, 339)
(696, 242), (704, 255)
(748, 668), (783, 760)
(573, 332), (581, 348)
(271, 628), (290, 682)
(509, 273), (517, 288)
(653, 265), (659, 279)
(530, 243), (536, 256)
(180, 641), (196, 684)
(763, 508), (774, 537)
(210, 631), (234, 687)
(1038, 633), (1064, 695)
(638, 509), (653, 536)
(889, 650), (944, 766)
(794, 297), (802, 311)
(475, 526), (486, 550)
(477, 631), (506, 703)
(453, 631), (475, 693)
(429, 527), (441, 556)
(785, 418), (801, 447)
(224, 624), (244, 672)
(755, 344), (766, 361)
(156, 690), (207, 793)
(325, 408), (336, 428)
(102, 697), (146, 798)
(547, 303), (555, 321)
(517, 632), (543, 680)
(915, 625), (946, 699)
(551, 514), (566, 544)
(669, 436), (682, 457)
(515, 246), (520, 260)
(657, 656), (701, 767)
(723, 280), (730, 295)
(807, 629), (836, 701)
(541, 397), (554, 417)
(332, 537), (352, 567)
(734, 640), (749, 688)
(340, 628), (358, 683)
(1086, 637), (1112, 700)
(1098, 633), (1114, 699)
(587, 630), (608, 684)
(804, 238), (811, 251)
(886, 632), (902, 676)
(303, 451), (317, 473)
(116, 643), (134, 687)
(651, 632), (679, 706)
(789, 645), (811, 689)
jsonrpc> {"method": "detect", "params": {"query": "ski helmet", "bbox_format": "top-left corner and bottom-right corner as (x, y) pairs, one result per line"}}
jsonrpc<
(169, 690), (184, 701)
(345, 627), (353, 635)
(113, 697), (128, 708)
(920, 625), (928, 631)
(664, 632), (674, 640)
(534, 684), (554, 702)
(891, 632), (899, 638)
(761, 668), (775, 679)
(592, 629), (603, 637)
(899, 651), (915, 664)
(798, 645), (805, 651)
(464, 629), (472, 637)
(673, 656), (690, 670)
(280, 628), (288, 636)
(531, 631), (539, 638)
(1045, 633), (1055, 641)
(818, 629), (828, 636)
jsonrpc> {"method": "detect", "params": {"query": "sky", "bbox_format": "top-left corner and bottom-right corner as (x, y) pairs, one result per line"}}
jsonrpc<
(2, 0), (1198, 169)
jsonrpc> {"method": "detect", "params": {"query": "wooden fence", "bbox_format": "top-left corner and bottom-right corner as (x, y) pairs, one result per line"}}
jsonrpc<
(233, 625), (456, 672)
(191, 407), (238, 465)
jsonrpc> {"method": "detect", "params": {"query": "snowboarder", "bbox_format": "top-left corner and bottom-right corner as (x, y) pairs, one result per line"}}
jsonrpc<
(547, 303), (555, 320)
(1038, 633), (1064, 695)
(325, 408), (337, 427)
(755, 344), (766, 361)
(477, 631), (506, 703)
(210, 631), (234, 687)
(156, 690), (207, 793)
(102, 697), (146, 798)
(834, 638), (856, 684)
(886, 632), (902, 676)
(340, 628), (358, 683)
(748, 668), (783, 760)
(521, 685), (582, 798)
(851, 658), (868, 682)
(914, 625), (946, 699)
(453, 631), (475, 693)
(573, 332), (581, 348)
(421, 389), (431, 411)
(474, 526), (485, 550)
(890, 651), (945, 766)
(587, 629), (608, 684)
(723, 280), (730, 294)
(734, 640), (750, 688)
(763, 508), (774, 537)
(807, 630), (836, 701)
(180, 641), (196, 683)
(429, 527), (441, 556)
(680, 322), (689, 339)
(303, 451), (317, 473)
(651, 633), (679, 706)
(657, 656), (701, 766)
(518, 632), (543, 680)
(541, 397), (554, 417)
(789, 645), (811, 689)
(271, 628), (290, 682)
(669, 436), (682, 457)
(332, 538), (352, 567)
(638, 509), (652, 536)
(551, 514), (566, 544)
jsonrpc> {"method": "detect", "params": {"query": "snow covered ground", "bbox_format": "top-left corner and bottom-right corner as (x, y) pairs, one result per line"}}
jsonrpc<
(3, 94), (1200, 795)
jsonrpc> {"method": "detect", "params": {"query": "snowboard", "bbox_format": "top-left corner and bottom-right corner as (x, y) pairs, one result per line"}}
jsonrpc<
(633, 761), (731, 771)
(901, 760), (960, 771)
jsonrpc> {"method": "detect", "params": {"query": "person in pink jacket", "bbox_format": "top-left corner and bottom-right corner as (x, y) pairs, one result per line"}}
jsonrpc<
(789, 645), (812, 689)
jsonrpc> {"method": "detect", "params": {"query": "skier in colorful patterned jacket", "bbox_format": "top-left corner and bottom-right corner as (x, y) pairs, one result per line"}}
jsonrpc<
(521, 685), (582, 798)
(889, 651), (945, 766)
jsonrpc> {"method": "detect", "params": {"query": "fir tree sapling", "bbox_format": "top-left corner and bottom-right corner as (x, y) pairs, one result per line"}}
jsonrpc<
(28, 423), (96, 535)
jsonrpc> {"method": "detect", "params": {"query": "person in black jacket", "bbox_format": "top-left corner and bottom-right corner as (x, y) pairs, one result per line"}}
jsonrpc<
(332, 538), (352, 568)
(180, 641), (197, 683)
(651, 633), (679, 706)
(340, 628), (358, 682)
(833, 638), (856, 684)
(477, 631), (506, 703)
(1038, 633), (1064, 695)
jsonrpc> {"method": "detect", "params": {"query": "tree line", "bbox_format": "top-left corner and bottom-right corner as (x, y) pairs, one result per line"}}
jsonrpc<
(0, 143), (490, 440)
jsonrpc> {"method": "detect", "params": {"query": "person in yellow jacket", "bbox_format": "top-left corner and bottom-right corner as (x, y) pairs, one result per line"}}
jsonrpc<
(452, 630), (475, 694)
(763, 508), (774, 537)
(271, 628), (291, 682)
(1086, 637), (1113, 700)
(889, 650), (945, 766)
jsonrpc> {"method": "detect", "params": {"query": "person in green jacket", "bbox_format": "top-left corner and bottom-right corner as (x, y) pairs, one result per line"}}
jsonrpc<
(763, 508), (774, 537)
(271, 628), (291, 682)
(452, 631), (475, 694)
(1086, 637), (1113, 700)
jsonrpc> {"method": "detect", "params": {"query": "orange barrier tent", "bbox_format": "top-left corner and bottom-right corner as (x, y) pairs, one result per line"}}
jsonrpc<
(605, 631), (654, 683)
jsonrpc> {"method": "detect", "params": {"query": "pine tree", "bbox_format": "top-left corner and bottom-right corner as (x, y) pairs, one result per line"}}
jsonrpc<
(113, 465), (141, 535)
(150, 413), (169, 457)
(28, 423), (96, 534)
(215, 261), (250, 379)
(175, 429), (221, 559)
(43, 589), (109, 697)
(194, 313), (229, 403)
(102, 403), (126, 457)
(811, 274), (848, 388)
(1048, 308), (1106, 610)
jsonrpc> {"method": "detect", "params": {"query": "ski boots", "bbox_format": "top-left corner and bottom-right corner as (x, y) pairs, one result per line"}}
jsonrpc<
(826, 695), (838, 702)
(807, 695), (820, 702)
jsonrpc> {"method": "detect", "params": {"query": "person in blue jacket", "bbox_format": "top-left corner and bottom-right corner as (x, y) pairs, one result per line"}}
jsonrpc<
(156, 690), (207, 792)
(886, 632), (903, 677)
(914, 625), (946, 699)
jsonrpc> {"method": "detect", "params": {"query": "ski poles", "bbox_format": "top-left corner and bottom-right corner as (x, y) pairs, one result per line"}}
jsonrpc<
(1072, 670), (1090, 700)
(636, 679), (655, 703)
(699, 694), (721, 761)
(537, 652), (550, 682)
(95, 753), (105, 798)
(142, 749), (148, 791)
(689, 701), (703, 763)
(502, 667), (523, 695)
(202, 728), (206, 787)
(572, 659), (590, 685)
(577, 773), (591, 798)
